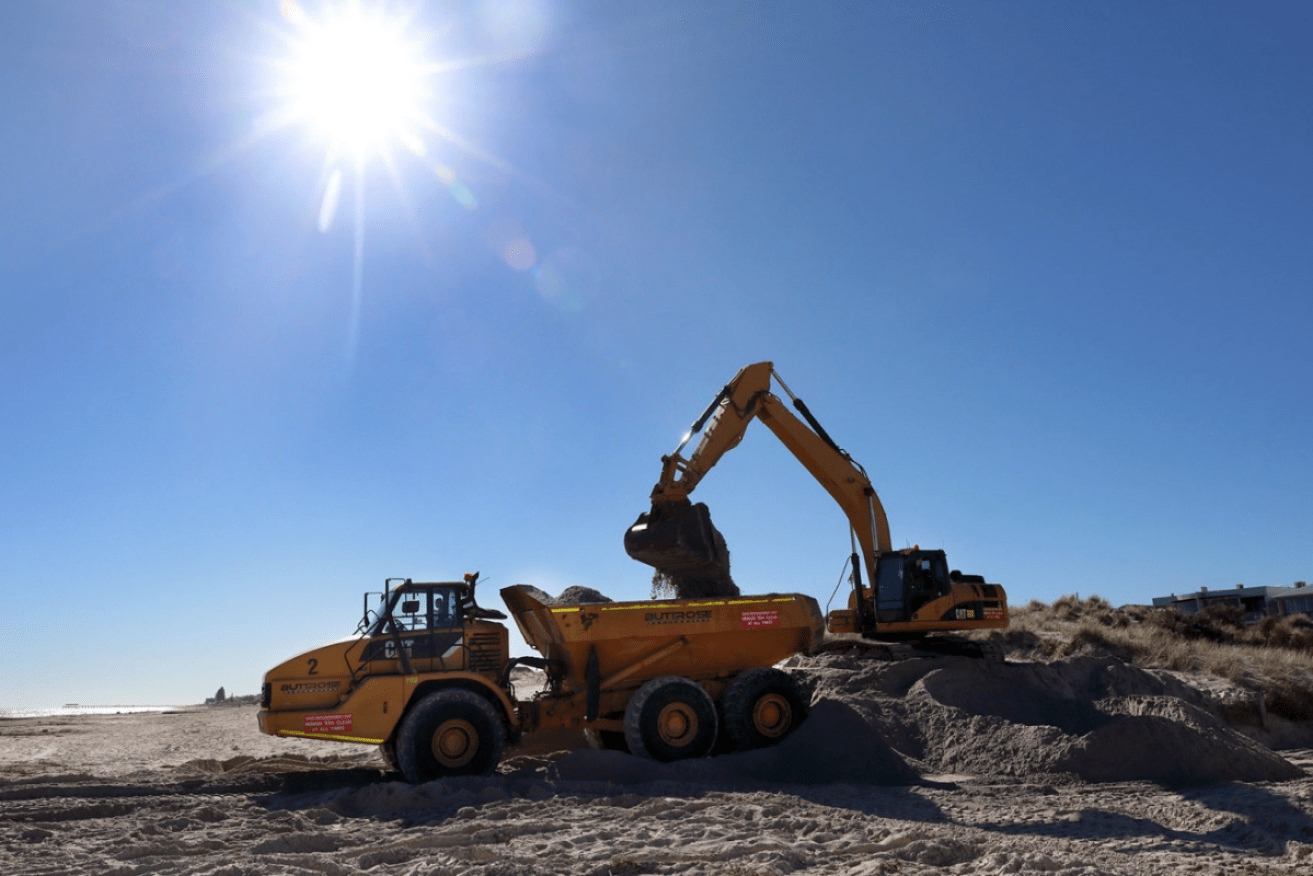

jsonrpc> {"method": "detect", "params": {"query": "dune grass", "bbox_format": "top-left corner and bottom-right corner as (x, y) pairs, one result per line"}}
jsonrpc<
(984, 595), (1313, 721)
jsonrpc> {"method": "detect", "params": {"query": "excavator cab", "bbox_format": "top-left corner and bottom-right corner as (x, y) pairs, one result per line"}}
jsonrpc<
(874, 549), (952, 622)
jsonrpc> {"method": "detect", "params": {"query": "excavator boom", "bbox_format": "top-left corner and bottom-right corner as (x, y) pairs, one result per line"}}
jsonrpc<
(625, 362), (891, 599)
(625, 361), (1008, 637)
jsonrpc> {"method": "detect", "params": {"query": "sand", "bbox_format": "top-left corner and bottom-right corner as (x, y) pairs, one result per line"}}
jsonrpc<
(4, 653), (1313, 875)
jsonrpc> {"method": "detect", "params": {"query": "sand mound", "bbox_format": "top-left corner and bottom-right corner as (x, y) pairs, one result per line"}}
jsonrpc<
(514, 585), (614, 606)
(554, 585), (613, 604)
(548, 700), (918, 788)
(178, 753), (378, 776)
(914, 661), (1108, 734)
(796, 651), (1302, 787)
(1053, 713), (1299, 784)
(708, 700), (920, 786)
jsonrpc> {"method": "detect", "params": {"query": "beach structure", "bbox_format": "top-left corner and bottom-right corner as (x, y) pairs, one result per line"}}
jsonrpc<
(1152, 583), (1313, 623)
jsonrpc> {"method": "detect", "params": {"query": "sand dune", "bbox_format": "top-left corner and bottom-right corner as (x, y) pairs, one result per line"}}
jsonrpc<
(4, 652), (1313, 874)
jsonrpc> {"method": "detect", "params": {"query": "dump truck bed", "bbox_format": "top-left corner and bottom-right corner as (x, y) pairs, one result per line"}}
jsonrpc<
(500, 585), (825, 693)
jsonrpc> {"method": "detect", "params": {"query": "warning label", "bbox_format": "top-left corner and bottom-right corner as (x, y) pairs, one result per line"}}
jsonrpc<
(304, 713), (352, 734)
(740, 609), (780, 629)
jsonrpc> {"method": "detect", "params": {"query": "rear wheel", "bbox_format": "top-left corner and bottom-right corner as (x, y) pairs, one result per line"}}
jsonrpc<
(624, 676), (718, 762)
(722, 668), (808, 750)
(396, 689), (505, 783)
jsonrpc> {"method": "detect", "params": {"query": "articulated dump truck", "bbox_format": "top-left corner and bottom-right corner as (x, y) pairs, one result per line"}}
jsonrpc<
(259, 573), (824, 783)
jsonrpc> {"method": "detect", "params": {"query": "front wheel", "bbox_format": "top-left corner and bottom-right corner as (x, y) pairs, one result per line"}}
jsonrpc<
(396, 689), (505, 783)
(721, 667), (809, 750)
(624, 676), (718, 762)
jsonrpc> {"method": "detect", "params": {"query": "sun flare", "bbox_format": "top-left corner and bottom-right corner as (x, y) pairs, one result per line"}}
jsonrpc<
(263, 1), (538, 360)
(279, 0), (430, 160)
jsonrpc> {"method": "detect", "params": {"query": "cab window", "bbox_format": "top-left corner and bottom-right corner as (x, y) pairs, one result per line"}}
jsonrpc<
(431, 588), (459, 628)
(392, 592), (430, 632)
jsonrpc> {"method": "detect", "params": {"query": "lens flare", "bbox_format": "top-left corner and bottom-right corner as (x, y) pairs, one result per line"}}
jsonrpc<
(318, 167), (343, 232)
(258, 1), (562, 361)
(283, 4), (429, 159)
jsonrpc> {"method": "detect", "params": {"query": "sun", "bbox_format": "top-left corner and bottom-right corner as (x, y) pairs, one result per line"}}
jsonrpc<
(260, 1), (539, 361)
(278, 0), (431, 161)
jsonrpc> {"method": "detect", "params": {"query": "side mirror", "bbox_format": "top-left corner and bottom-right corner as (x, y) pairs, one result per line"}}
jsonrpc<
(401, 599), (420, 615)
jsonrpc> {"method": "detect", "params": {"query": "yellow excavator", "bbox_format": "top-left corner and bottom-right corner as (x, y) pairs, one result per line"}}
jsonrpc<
(624, 361), (1008, 639)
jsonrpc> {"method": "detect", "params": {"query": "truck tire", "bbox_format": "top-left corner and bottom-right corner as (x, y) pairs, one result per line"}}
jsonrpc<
(396, 689), (505, 783)
(721, 667), (808, 750)
(624, 676), (718, 762)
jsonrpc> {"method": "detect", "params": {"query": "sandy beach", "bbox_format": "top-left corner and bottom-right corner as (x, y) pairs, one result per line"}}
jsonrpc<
(4, 652), (1313, 875)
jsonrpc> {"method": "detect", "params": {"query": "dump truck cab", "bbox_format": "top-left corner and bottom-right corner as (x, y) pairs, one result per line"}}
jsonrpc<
(258, 574), (514, 752)
(355, 577), (508, 675)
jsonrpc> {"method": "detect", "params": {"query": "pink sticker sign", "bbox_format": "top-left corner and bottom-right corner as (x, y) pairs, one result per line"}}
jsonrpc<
(740, 609), (780, 629)
(304, 713), (353, 734)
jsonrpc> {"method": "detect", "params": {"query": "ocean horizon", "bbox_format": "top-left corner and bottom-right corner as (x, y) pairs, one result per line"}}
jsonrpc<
(0, 705), (194, 719)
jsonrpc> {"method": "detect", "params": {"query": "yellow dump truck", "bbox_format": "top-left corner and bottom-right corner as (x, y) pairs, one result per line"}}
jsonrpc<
(259, 573), (824, 782)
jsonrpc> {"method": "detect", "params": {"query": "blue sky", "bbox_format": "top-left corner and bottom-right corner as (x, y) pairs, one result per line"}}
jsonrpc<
(2, 1), (1310, 707)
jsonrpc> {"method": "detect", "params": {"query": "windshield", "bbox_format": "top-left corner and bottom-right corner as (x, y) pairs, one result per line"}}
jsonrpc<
(876, 555), (905, 612)
(366, 585), (461, 636)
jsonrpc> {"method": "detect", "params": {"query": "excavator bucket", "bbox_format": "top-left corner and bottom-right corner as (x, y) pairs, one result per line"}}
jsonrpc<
(625, 501), (718, 572)
(624, 501), (739, 598)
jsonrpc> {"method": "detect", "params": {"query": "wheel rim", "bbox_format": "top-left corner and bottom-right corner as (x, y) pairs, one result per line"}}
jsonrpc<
(752, 693), (793, 738)
(656, 702), (697, 747)
(431, 718), (479, 768)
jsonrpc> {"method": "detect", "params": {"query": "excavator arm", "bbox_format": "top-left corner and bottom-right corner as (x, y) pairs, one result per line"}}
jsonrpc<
(625, 362), (890, 601)
(627, 361), (1009, 637)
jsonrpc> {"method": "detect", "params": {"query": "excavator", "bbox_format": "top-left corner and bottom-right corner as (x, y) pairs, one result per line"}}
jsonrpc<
(624, 361), (1008, 640)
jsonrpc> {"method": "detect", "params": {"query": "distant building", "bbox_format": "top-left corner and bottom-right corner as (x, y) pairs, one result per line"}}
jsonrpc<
(1153, 583), (1313, 624)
